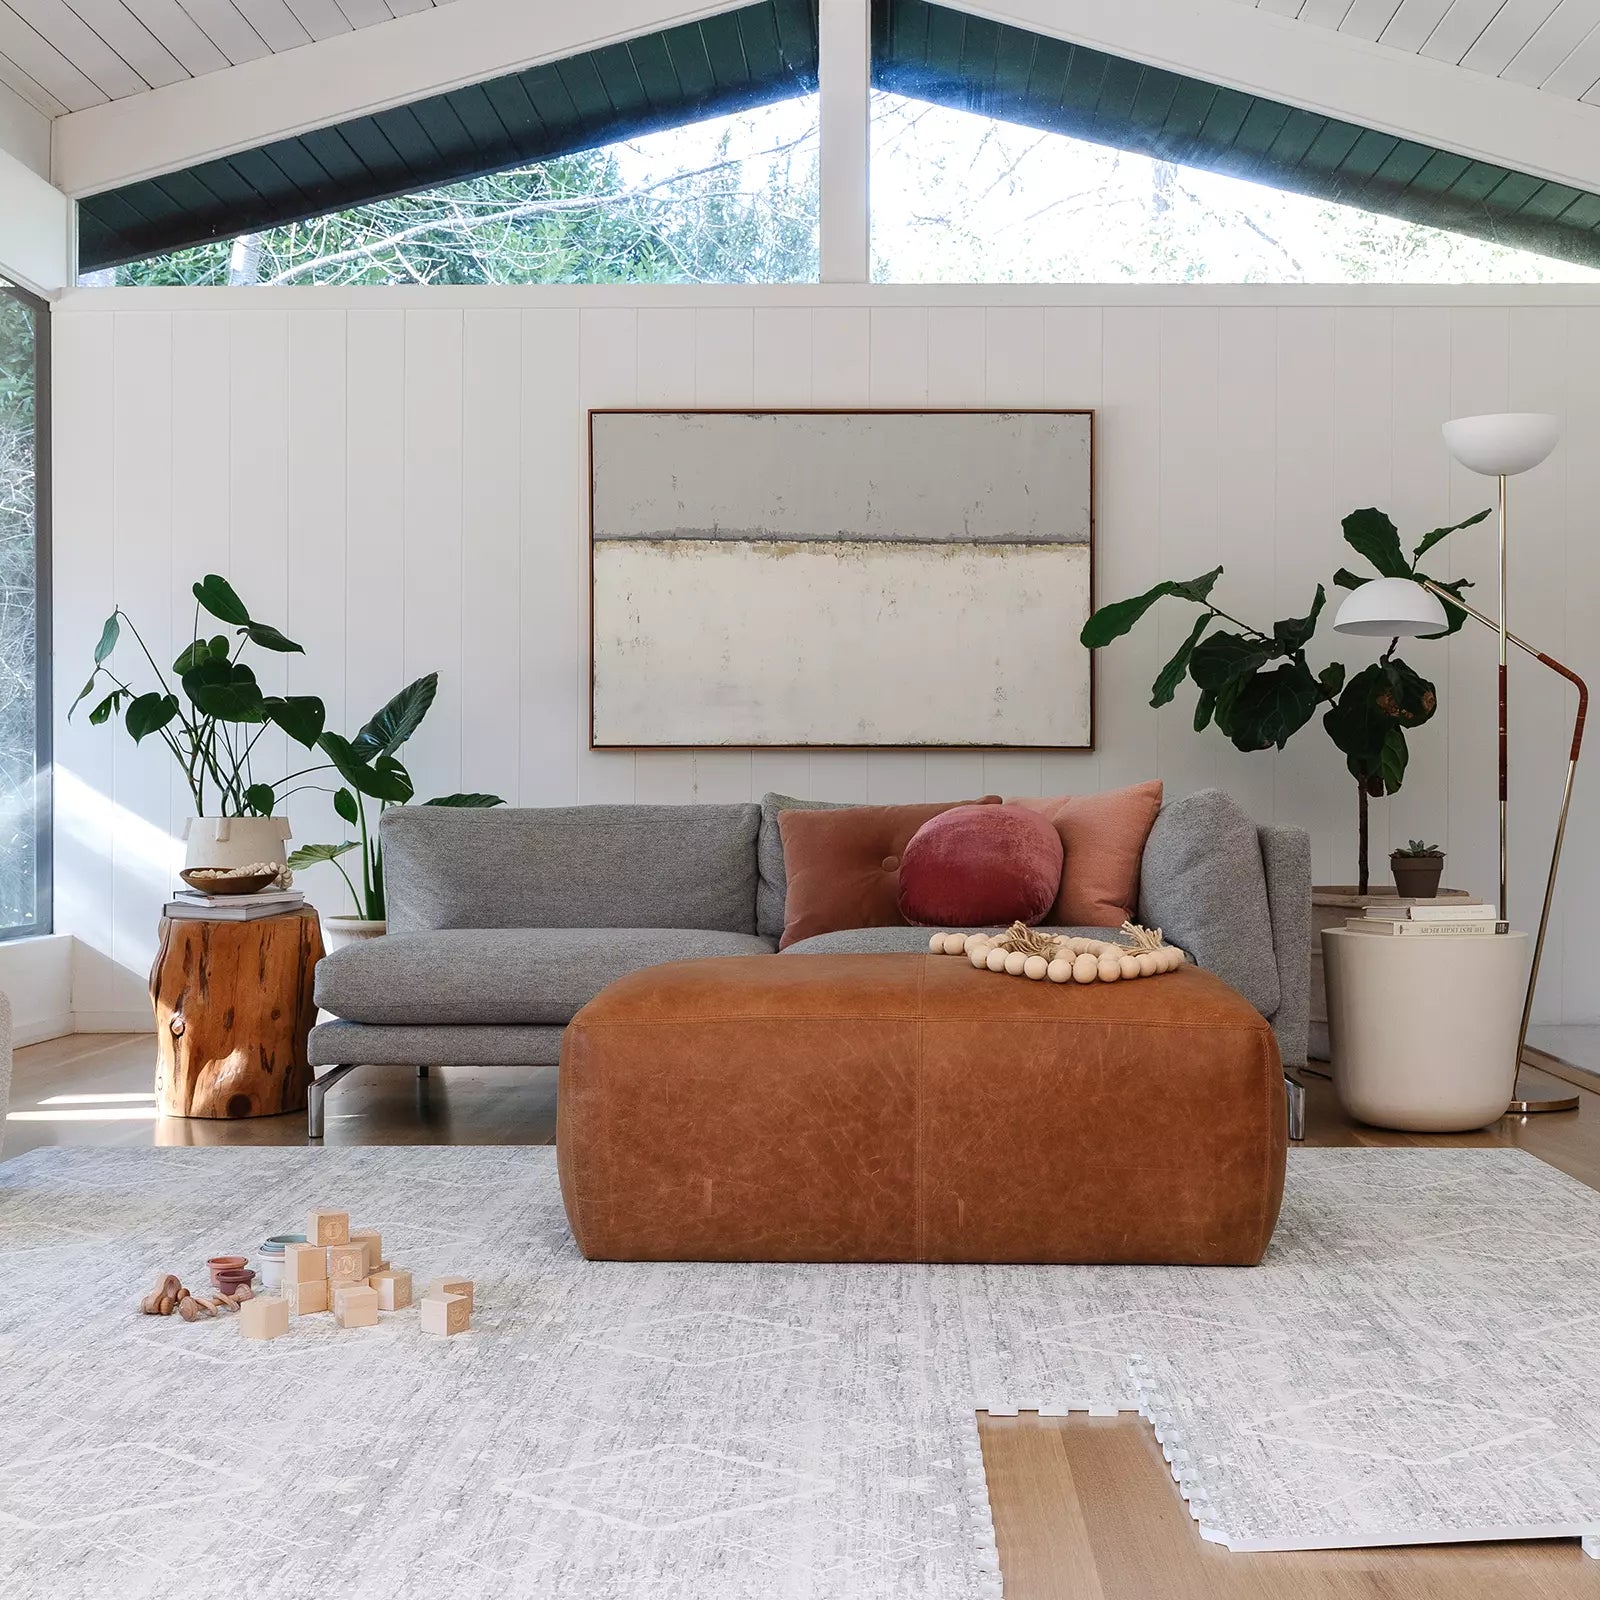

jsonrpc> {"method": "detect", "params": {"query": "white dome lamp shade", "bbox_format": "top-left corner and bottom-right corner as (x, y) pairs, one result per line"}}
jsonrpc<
(1332, 577), (1450, 638)
(1441, 412), (1561, 477)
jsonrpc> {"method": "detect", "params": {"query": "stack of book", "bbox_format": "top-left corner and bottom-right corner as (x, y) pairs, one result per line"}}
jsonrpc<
(163, 888), (306, 922)
(1346, 900), (1506, 937)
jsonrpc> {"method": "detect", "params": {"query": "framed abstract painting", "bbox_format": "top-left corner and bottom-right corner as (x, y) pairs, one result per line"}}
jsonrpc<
(588, 408), (1094, 750)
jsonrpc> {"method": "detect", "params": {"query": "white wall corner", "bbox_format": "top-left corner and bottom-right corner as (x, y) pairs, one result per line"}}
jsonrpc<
(0, 933), (74, 1046)
(0, 142), (73, 295)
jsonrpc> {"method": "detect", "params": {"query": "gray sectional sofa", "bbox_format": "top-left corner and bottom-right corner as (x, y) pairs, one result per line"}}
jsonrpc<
(308, 787), (1311, 1138)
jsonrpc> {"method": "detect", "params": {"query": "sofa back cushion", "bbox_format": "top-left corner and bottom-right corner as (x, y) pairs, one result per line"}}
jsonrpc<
(382, 804), (762, 934)
(776, 799), (1000, 948)
(1005, 780), (1163, 927)
(1137, 788), (1280, 1017)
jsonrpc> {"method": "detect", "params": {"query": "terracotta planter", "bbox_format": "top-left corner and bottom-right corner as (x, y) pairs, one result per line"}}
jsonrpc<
(1391, 852), (1445, 898)
(322, 916), (386, 954)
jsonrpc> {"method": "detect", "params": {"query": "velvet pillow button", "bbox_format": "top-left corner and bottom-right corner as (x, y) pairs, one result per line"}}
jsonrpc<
(881, 855), (899, 871)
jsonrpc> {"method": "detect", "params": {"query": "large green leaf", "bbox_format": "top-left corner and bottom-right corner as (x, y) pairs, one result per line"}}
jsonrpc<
(1414, 574), (1474, 638)
(1188, 631), (1272, 694)
(286, 841), (358, 870)
(1378, 656), (1438, 727)
(244, 621), (304, 654)
(244, 784), (276, 816)
(1323, 658), (1435, 780)
(172, 639), (211, 675)
(1412, 506), (1490, 563)
(87, 689), (125, 725)
(1218, 661), (1322, 751)
(1079, 567), (1223, 649)
(193, 574), (250, 626)
(69, 672), (100, 717)
(1341, 508), (1410, 579)
(1149, 612), (1210, 708)
(1378, 727), (1409, 794)
(1318, 661), (1347, 700)
(353, 673), (439, 759)
(265, 694), (326, 747)
(422, 792), (506, 808)
(1272, 584), (1326, 654)
(93, 613), (120, 664)
(1332, 568), (1369, 592)
(333, 786), (359, 826)
(182, 658), (266, 722)
(318, 731), (416, 803)
(1192, 687), (1216, 733)
(125, 692), (179, 743)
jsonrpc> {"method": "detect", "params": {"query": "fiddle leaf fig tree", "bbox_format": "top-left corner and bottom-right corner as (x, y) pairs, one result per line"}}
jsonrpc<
(1080, 505), (1489, 892)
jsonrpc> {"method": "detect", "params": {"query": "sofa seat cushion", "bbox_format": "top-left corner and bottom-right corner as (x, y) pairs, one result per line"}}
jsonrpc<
(782, 924), (1116, 956)
(314, 928), (777, 1027)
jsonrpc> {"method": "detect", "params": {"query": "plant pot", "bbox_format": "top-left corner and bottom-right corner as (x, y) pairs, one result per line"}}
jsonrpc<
(1390, 853), (1445, 898)
(322, 916), (386, 954)
(182, 815), (293, 873)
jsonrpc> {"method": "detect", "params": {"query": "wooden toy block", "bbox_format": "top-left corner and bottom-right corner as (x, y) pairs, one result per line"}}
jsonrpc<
(327, 1243), (367, 1283)
(350, 1230), (381, 1274)
(420, 1292), (470, 1337)
(368, 1268), (412, 1311)
(284, 1242), (327, 1285)
(307, 1210), (349, 1247)
(422, 1276), (474, 1314)
(239, 1294), (290, 1341)
(333, 1283), (379, 1329)
(285, 1278), (329, 1316)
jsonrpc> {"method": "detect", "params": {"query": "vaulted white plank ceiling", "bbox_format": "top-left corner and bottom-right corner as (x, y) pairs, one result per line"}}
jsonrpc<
(0, 0), (456, 116)
(1233, 0), (1600, 99)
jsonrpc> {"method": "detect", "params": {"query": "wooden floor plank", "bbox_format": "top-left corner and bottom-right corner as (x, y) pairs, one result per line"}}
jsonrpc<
(8, 1035), (1600, 1593)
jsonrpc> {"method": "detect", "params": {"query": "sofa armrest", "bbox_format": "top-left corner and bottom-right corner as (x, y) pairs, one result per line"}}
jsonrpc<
(1258, 824), (1311, 1068)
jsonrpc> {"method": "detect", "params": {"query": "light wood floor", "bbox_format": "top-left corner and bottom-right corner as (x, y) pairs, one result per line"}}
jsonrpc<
(9, 1035), (1600, 1595)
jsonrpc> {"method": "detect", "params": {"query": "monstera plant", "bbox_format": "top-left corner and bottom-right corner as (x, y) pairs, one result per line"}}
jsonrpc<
(1080, 506), (1488, 892)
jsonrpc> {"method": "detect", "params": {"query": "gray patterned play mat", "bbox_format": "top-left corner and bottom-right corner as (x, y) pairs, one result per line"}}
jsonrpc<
(2, 1144), (1598, 1598)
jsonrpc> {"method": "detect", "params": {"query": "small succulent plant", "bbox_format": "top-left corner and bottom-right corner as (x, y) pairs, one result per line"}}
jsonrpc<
(1392, 840), (1443, 858)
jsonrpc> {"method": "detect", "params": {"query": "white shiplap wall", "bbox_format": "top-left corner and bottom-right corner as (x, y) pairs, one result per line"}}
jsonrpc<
(50, 284), (1600, 1024)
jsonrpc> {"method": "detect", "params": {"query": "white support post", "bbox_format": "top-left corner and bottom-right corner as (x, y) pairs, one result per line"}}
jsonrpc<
(819, 0), (870, 285)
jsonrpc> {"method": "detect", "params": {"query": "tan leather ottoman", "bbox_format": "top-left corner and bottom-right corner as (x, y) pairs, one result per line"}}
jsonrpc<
(557, 953), (1286, 1265)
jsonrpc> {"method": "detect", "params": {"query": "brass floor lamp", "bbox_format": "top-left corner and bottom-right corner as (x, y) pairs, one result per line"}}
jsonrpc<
(1333, 412), (1585, 1117)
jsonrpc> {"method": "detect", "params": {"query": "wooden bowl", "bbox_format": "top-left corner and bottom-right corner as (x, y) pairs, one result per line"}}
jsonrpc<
(180, 868), (280, 896)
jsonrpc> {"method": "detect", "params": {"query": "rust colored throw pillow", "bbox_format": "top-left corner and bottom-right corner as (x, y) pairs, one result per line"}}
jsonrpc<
(1006, 780), (1164, 926)
(897, 804), (1064, 927)
(777, 798), (1000, 949)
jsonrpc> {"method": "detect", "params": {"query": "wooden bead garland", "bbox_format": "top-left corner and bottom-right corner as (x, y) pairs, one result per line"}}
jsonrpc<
(927, 920), (1187, 984)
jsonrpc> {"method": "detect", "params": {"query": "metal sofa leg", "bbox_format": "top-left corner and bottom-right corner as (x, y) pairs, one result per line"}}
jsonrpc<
(307, 1063), (361, 1142)
(1285, 1073), (1306, 1143)
(417, 1063), (429, 1080)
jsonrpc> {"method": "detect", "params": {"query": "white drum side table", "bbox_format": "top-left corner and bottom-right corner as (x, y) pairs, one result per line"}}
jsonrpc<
(1322, 927), (1529, 1132)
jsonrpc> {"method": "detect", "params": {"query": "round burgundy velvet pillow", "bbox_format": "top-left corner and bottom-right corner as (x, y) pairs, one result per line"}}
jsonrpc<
(897, 803), (1064, 927)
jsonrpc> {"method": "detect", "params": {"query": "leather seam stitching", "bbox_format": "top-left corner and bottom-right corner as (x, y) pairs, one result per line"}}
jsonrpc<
(569, 1017), (1274, 1031)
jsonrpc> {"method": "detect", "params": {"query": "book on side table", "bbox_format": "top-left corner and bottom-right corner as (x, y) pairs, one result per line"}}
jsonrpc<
(1345, 899), (1507, 936)
(163, 889), (306, 922)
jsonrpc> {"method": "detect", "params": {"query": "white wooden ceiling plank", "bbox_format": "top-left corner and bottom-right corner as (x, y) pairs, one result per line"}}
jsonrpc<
(65, 0), (190, 87)
(1257, 0), (1305, 16)
(1460, 0), (1565, 73)
(1338, 0), (1406, 38)
(1379, 0), (1456, 49)
(119, 0), (230, 74)
(177, 0), (271, 63)
(1418, 0), (1514, 60)
(4, 0), (153, 96)
(385, 0), (433, 15)
(1539, 10), (1600, 85)
(282, 0), (350, 40)
(0, 4), (106, 106)
(1299, 1), (1358, 25)
(230, 0), (311, 51)
(0, 46), (66, 114)
(330, 0), (389, 26)
(1500, 0), (1600, 81)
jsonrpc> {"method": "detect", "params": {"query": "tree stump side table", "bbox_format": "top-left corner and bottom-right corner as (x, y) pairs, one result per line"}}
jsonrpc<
(151, 906), (323, 1119)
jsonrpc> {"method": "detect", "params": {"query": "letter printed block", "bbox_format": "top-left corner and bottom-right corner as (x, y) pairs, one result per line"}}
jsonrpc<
(240, 1295), (290, 1341)
(333, 1283), (380, 1329)
(284, 1242), (327, 1285)
(420, 1293), (470, 1337)
(350, 1230), (382, 1274)
(422, 1276), (473, 1314)
(327, 1243), (367, 1284)
(285, 1279), (329, 1316)
(307, 1210), (349, 1247)
(368, 1268), (412, 1311)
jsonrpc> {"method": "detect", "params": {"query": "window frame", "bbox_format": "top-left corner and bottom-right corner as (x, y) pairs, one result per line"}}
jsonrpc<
(0, 279), (51, 943)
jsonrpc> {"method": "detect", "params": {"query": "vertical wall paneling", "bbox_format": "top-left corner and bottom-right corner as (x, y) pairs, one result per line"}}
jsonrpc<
(49, 289), (1600, 1022)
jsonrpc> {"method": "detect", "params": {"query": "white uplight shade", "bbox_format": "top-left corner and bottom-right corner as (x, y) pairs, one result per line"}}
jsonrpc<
(1333, 577), (1450, 638)
(1442, 412), (1561, 476)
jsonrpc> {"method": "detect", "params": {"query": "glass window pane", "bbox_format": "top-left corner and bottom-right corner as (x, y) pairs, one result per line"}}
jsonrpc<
(870, 93), (1600, 285)
(89, 99), (820, 287)
(0, 279), (46, 937)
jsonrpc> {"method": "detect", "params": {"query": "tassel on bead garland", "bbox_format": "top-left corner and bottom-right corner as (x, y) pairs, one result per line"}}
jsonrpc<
(926, 920), (1186, 983)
